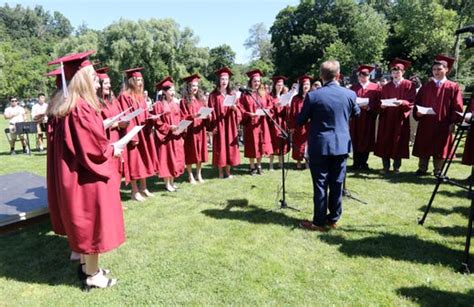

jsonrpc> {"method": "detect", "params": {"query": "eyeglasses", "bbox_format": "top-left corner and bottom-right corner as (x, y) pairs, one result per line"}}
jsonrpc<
(11, 99), (17, 102)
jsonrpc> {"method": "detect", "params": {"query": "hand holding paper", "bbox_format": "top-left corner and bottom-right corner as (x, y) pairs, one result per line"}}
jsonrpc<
(120, 108), (144, 122)
(223, 95), (237, 107)
(113, 125), (144, 150)
(416, 106), (436, 115)
(381, 98), (400, 107)
(174, 120), (192, 134)
(457, 111), (472, 122)
(103, 107), (132, 129)
(356, 97), (369, 107)
(198, 107), (213, 119)
(255, 109), (268, 116)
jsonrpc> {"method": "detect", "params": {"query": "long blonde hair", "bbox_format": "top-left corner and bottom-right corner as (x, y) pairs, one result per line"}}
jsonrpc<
(47, 65), (100, 118)
(125, 77), (144, 101)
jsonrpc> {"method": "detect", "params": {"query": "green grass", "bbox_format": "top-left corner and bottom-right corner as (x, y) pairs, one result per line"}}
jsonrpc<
(0, 118), (473, 306)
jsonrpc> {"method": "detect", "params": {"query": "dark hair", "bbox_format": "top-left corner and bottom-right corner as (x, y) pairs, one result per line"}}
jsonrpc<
(97, 78), (115, 106)
(9, 96), (17, 101)
(183, 82), (205, 104)
(297, 79), (311, 98)
(38, 93), (45, 98)
(214, 76), (232, 95)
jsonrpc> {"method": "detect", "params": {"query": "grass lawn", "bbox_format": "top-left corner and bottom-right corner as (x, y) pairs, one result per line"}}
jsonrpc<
(0, 118), (473, 306)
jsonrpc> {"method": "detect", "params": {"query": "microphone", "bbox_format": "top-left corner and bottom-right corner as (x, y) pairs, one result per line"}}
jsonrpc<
(455, 25), (474, 35)
(239, 87), (252, 94)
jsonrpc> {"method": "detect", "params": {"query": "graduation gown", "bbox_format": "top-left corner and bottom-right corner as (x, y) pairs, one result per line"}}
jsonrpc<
(349, 82), (381, 153)
(239, 92), (274, 158)
(269, 95), (290, 155)
(47, 117), (66, 236)
(53, 98), (124, 254)
(462, 97), (474, 165)
(152, 100), (185, 178)
(208, 90), (241, 167)
(289, 95), (308, 160)
(100, 98), (128, 185)
(117, 92), (157, 181)
(180, 97), (209, 165)
(413, 79), (463, 159)
(374, 79), (416, 159)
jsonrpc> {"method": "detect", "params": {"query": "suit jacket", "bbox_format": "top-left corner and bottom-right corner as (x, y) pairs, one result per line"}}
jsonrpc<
(297, 81), (360, 157)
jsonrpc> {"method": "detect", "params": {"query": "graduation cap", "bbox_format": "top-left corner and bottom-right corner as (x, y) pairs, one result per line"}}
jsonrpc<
(182, 73), (200, 83)
(48, 50), (96, 97)
(155, 76), (174, 90)
(298, 74), (313, 83)
(357, 65), (375, 75)
(124, 67), (144, 79)
(95, 66), (110, 80)
(271, 75), (288, 83)
(389, 58), (411, 71)
(433, 54), (455, 71)
(215, 67), (233, 77)
(245, 69), (263, 79)
(44, 68), (62, 89)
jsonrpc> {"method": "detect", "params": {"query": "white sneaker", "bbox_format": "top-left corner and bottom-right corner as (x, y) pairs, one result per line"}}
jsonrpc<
(131, 192), (145, 202)
(140, 189), (154, 197)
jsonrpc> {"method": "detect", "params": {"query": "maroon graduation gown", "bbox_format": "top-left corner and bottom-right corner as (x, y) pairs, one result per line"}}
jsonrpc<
(349, 82), (381, 153)
(462, 98), (474, 165)
(117, 92), (157, 181)
(180, 98), (209, 165)
(152, 100), (185, 178)
(54, 98), (124, 254)
(289, 95), (308, 160)
(100, 98), (128, 185)
(239, 92), (274, 158)
(269, 95), (290, 155)
(413, 79), (463, 159)
(208, 90), (241, 167)
(47, 117), (66, 236)
(374, 79), (416, 159)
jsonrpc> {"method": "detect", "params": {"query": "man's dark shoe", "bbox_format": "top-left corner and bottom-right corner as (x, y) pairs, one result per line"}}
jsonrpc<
(415, 169), (428, 176)
(299, 220), (328, 232)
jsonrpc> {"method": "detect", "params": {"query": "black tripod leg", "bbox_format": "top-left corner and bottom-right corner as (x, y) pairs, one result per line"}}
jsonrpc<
(460, 168), (474, 274)
(418, 128), (465, 225)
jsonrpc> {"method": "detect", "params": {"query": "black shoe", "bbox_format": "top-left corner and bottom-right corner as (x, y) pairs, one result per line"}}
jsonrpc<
(415, 169), (428, 176)
(257, 167), (263, 175)
(249, 168), (258, 176)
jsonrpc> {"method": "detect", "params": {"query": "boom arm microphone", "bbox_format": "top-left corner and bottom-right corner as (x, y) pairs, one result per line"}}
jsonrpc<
(238, 87), (253, 94)
(455, 25), (474, 35)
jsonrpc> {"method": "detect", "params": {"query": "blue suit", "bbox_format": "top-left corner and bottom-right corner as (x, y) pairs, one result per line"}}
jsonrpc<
(297, 81), (360, 226)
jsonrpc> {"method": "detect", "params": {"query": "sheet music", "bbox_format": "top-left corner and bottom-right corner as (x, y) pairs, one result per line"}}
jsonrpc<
(103, 107), (131, 129)
(223, 95), (237, 107)
(120, 108), (144, 122)
(381, 98), (400, 107)
(416, 106), (436, 115)
(255, 109), (268, 116)
(147, 113), (163, 120)
(356, 97), (369, 106)
(457, 111), (472, 122)
(198, 107), (213, 119)
(175, 120), (193, 134)
(113, 125), (144, 150)
(279, 88), (297, 107)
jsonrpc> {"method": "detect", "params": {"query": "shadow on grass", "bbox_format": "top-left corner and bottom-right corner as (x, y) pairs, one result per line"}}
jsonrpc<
(201, 198), (301, 228)
(418, 204), (471, 219)
(0, 220), (80, 287)
(397, 286), (474, 306)
(319, 232), (463, 269)
(428, 225), (468, 237)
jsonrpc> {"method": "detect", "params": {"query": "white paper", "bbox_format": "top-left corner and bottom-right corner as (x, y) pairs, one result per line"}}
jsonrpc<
(255, 109), (268, 116)
(223, 95), (237, 107)
(147, 113), (163, 120)
(381, 98), (400, 107)
(113, 125), (144, 150)
(198, 107), (213, 119)
(175, 120), (193, 134)
(457, 111), (472, 122)
(279, 88), (298, 107)
(103, 107), (131, 129)
(356, 97), (369, 106)
(120, 108), (144, 122)
(416, 106), (436, 115)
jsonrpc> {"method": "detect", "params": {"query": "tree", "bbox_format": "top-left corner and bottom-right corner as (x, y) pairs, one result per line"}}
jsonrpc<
(244, 23), (273, 61)
(207, 44), (236, 81)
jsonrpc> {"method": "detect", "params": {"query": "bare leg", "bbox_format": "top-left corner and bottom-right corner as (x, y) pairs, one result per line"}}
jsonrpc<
(196, 162), (204, 182)
(218, 167), (224, 179)
(131, 180), (144, 201)
(165, 177), (175, 192)
(140, 178), (154, 197)
(249, 158), (255, 169)
(269, 155), (275, 170)
(84, 254), (116, 288)
(225, 165), (232, 178)
(187, 164), (196, 184)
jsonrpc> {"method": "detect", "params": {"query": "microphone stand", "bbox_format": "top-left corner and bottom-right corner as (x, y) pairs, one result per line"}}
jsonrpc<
(242, 89), (299, 211)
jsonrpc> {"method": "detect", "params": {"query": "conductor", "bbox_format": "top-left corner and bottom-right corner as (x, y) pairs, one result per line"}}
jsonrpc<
(297, 60), (360, 231)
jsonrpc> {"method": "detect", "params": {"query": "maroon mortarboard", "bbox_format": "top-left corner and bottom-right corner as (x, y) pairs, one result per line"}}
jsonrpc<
(48, 50), (95, 81)
(245, 69), (263, 79)
(298, 74), (313, 83)
(215, 67), (233, 77)
(45, 68), (62, 89)
(182, 73), (201, 83)
(390, 58), (411, 71)
(434, 54), (455, 71)
(95, 66), (110, 80)
(357, 65), (375, 74)
(124, 67), (144, 79)
(271, 75), (288, 83)
(155, 76), (174, 90)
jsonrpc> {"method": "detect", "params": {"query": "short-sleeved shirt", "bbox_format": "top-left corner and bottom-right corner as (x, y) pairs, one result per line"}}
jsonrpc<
(32, 102), (48, 123)
(4, 105), (26, 126)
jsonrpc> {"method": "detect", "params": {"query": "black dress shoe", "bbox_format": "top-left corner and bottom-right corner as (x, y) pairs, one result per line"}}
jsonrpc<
(415, 169), (428, 176)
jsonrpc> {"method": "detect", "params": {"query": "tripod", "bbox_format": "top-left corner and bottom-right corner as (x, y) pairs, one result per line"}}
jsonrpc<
(418, 99), (473, 273)
(342, 174), (368, 204)
(243, 90), (299, 211)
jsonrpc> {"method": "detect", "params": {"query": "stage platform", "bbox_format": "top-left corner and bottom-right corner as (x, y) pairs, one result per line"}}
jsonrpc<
(0, 172), (48, 227)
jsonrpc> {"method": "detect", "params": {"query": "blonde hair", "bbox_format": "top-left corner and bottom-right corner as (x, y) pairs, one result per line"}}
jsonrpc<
(125, 76), (144, 101)
(320, 60), (340, 82)
(47, 65), (100, 118)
